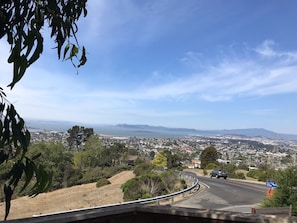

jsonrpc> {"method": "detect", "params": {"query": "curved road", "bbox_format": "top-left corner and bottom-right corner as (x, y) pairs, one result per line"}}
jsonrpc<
(173, 176), (268, 213)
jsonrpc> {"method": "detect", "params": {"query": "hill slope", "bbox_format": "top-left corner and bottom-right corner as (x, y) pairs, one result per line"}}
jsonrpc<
(0, 171), (134, 220)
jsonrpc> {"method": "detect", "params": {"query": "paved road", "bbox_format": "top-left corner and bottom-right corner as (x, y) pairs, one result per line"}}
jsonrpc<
(173, 176), (268, 213)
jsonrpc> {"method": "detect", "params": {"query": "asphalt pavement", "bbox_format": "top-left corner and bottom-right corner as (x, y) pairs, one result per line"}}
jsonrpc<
(173, 176), (268, 214)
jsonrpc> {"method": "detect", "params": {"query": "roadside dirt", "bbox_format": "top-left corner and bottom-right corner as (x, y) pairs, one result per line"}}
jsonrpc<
(0, 171), (135, 220)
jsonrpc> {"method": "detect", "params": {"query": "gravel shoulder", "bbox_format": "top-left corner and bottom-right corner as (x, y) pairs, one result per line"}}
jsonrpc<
(0, 171), (134, 220)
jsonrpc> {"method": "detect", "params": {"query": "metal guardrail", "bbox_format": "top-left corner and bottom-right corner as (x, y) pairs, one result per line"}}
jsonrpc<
(33, 171), (200, 217)
(139, 171), (200, 205)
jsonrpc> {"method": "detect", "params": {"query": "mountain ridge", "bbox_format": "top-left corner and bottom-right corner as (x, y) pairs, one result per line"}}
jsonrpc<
(25, 119), (297, 140)
(116, 124), (297, 140)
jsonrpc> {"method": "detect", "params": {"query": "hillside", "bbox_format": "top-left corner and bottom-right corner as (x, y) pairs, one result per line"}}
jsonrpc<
(0, 171), (135, 221)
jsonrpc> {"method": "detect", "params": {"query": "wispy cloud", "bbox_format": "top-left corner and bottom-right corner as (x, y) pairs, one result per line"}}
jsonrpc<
(80, 0), (199, 50)
(135, 41), (297, 101)
(245, 109), (278, 116)
(3, 40), (297, 106)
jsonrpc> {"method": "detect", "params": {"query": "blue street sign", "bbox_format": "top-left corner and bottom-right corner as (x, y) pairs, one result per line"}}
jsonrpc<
(266, 180), (277, 188)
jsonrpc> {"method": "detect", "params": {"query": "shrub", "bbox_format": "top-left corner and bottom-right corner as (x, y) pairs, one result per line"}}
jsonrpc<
(205, 163), (218, 170)
(247, 169), (264, 180)
(180, 179), (187, 189)
(160, 170), (178, 191)
(133, 162), (153, 176)
(234, 172), (246, 180)
(96, 178), (110, 188)
(203, 169), (208, 176)
(122, 178), (142, 201)
(237, 163), (249, 171)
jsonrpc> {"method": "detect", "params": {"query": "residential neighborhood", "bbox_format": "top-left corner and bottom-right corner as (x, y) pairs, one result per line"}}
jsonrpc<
(30, 129), (297, 170)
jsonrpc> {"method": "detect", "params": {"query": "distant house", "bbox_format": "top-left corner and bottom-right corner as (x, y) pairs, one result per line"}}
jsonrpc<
(126, 155), (139, 166)
(188, 159), (201, 169)
(248, 166), (258, 171)
(217, 159), (231, 164)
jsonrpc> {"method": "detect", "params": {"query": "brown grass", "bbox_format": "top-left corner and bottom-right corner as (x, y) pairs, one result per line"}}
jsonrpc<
(0, 171), (135, 220)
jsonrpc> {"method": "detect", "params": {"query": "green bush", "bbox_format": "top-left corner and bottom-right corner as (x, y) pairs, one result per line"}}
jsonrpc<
(246, 169), (261, 179)
(96, 178), (110, 188)
(79, 168), (102, 184)
(261, 167), (297, 216)
(205, 163), (218, 170)
(133, 162), (153, 176)
(122, 173), (169, 201)
(224, 164), (237, 175)
(234, 172), (246, 180)
(203, 169), (208, 176)
(122, 178), (142, 201)
(78, 165), (128, 184)
(237, 163), (249, 171)
(160, 170), (178, 191)
(180, 179), (187, 189)
(246, 169), (274, 181)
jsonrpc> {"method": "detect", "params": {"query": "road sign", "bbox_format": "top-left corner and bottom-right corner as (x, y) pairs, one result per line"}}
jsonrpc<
(266, 180), (277, 188)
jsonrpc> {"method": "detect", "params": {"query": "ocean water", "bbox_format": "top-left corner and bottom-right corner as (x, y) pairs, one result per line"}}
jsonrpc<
(26, 120), (188, 138)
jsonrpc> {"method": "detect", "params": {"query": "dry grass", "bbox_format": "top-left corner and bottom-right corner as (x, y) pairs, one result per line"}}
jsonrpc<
(0, 171), (135, 220)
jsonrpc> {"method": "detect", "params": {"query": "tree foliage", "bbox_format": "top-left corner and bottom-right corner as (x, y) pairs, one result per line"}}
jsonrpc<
(160, 170), (179, 192)
(263, 166), (297, 216)
(73, 135), (104, 169)
(164, 150), (181, 169)
(109, 143), (127, 166)
(200, 146), (219, 169)
(1, 0), (88, 89)
(73, 136), (127, 170)
(152, 151), (167, 168)
(0, 0), (88, 219)
(123, 157), (185, 202)
(122, 173), (168, 201)
(133, 162), (154, 176)
(27, 142), (76, 189)
(0, 93), (52, 220)
(247, 168), (278, 182)
(67, 126), (94, 150)
(223, 164), (246, 180)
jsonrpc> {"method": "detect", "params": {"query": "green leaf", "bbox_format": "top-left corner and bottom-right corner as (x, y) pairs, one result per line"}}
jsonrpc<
(28, 33), (44, 66)
(63, 43), (70, 60)
(8, 161), (25, 189)
(30, 165), (52, 196)
(20, 158), (35, 193)
(78, 46), (87, 67)
(7, 39), (20, 64)
(4, 185), (13, 221)
(69, 45), (78, 59)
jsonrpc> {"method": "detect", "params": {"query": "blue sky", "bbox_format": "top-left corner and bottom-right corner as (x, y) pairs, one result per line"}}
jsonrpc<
(1, 0), (297, 134)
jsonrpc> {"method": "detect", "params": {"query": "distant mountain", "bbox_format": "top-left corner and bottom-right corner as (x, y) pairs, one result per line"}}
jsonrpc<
(25, 119), (297, 140)
(116, 124), (297, 140)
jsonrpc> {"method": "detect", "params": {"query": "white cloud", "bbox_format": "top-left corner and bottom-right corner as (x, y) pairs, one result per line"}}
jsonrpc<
(255, 40), (277, 56)
(2, 37), (297, 125)
(58, 40), (297, 103)
(245, 109), (277, 116)
(79, 0), (198, 50)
